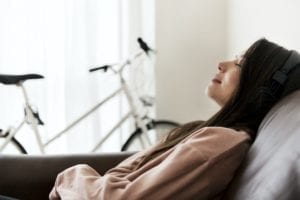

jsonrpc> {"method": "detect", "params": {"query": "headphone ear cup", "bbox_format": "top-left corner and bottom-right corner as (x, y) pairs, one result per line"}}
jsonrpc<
(255, 87), (276, 109)
(281, 64), (300, 97)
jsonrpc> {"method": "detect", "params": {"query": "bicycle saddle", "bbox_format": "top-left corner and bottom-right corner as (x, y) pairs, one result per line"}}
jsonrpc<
(0, 74), (44, 85)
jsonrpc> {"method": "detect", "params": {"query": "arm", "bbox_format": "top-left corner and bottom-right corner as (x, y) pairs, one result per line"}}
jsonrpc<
(50, 128), (250, 200)
(114, 128), (250, 200)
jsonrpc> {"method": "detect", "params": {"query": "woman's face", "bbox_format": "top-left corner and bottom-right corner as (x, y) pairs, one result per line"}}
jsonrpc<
(205, 57), (241, 107)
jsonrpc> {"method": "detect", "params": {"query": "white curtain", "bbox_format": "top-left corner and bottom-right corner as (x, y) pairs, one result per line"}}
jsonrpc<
(0, 0), (155, 154)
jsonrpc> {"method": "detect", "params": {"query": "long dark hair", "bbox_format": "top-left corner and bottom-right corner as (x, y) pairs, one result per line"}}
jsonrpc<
(135, 38), (299, 169)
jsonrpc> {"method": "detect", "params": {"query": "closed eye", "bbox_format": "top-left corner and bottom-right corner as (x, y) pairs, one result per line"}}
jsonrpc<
(235, 55), (243, 68)
(234, 62), (242, 68)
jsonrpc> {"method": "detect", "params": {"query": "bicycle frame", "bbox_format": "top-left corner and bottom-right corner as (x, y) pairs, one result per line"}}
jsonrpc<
(0, 51), (152, 154)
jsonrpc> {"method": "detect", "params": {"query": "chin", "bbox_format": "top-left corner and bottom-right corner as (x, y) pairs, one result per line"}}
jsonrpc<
(205, 88), (223, 107)
(205, 85), (216, 99)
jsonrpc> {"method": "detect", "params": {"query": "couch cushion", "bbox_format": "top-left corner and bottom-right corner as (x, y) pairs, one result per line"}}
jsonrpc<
(224, 90), (300, 200)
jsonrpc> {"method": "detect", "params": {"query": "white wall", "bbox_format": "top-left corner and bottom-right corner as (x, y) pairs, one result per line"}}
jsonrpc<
(155, 0), (228, 123)
(228, 0), (300, 58)
(155, 0), (300, 124)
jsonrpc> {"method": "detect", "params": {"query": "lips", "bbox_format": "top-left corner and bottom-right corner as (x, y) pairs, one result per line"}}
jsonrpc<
(212, 77), (222, 84)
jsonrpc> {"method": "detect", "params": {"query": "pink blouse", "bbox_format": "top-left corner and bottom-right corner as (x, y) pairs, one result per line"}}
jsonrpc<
(49, 127), (250, 200)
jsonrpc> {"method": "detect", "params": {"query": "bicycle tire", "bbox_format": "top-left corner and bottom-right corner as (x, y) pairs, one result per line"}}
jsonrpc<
(0, 136), (27, 154)
(121, 120), (180, 151)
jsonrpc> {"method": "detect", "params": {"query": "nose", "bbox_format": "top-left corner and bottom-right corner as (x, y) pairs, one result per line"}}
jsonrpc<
(218, 62), (226, 72)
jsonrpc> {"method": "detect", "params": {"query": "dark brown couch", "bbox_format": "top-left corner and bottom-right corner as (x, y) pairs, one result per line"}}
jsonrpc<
(0, 152), (133, 199)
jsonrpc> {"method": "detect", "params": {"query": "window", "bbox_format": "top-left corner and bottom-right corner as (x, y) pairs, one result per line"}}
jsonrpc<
(0, 0), (155, 154)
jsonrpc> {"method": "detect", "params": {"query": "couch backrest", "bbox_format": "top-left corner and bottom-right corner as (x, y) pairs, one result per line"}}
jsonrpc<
(224, 90), (300, 200)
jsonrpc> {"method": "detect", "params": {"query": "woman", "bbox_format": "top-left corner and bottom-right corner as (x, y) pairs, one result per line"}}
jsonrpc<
(49, 38), (300, 200)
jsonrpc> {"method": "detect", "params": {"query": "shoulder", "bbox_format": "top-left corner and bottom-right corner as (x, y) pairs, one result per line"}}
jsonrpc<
(188, 126), (250, 143)
(181, 127), (251, 159)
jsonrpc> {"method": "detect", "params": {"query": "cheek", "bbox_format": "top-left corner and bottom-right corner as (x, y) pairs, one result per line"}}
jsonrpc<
(225, 71), (240, 90)
(230, 73), (240, 87)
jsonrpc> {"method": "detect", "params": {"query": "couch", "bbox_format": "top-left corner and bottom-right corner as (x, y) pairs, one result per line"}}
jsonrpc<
(1, 90), (300, 200)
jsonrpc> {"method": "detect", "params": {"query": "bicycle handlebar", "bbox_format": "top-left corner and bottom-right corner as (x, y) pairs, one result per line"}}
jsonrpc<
(89, 38), (155, 74)
(137, 37), (155, 55)
(89, 65), (111, 73)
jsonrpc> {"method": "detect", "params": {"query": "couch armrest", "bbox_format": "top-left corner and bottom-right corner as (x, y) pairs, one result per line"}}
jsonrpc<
(0, 152), (134, 200)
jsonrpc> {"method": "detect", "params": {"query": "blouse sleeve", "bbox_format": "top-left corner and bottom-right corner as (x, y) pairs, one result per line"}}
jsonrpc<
(49, 127), (250, 200)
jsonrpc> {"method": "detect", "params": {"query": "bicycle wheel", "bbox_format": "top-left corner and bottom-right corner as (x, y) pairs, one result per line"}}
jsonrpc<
(0, 136), (27, 154)
(121, 120), (180, 151)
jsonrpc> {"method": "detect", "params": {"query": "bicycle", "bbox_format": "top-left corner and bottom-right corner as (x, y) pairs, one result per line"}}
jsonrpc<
(0, 38), (180, 154)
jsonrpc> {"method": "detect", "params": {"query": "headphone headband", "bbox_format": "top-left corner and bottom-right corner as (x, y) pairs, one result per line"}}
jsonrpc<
(272, 50), (300, 85)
